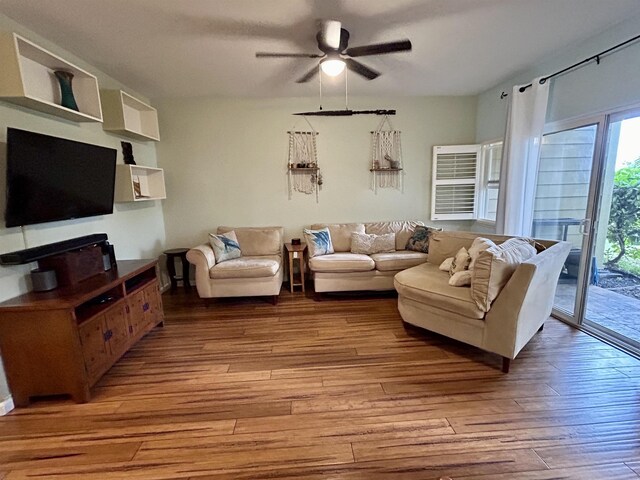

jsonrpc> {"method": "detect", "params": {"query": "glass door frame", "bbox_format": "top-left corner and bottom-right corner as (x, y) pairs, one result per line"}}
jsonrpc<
(543, 104), (640, 357)
(541, 114), (608, 326)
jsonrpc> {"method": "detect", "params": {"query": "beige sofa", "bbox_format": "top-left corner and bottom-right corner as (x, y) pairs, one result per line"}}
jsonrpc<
(394, 230), (571, 372)
(308, 221), (428, 294)
(186, 226), (284, 303)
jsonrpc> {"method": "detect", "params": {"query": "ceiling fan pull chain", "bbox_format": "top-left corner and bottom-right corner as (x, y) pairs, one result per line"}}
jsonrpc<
(319, 65), (323, 111)
(345, 68), (349, 110)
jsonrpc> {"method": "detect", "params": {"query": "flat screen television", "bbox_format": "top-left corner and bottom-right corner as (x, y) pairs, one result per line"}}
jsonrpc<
(4, 128), (117, 228)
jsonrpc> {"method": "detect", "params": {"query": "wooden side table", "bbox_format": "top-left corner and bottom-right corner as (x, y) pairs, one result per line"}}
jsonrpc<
(164, 248), (191, 290)
(284, 243), (307, 293)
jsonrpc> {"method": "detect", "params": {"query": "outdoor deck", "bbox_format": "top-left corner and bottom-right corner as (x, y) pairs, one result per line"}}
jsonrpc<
(555, 281), (640, 344)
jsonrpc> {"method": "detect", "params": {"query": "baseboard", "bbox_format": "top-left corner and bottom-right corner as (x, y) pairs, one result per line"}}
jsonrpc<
(0, 396), (15, 416)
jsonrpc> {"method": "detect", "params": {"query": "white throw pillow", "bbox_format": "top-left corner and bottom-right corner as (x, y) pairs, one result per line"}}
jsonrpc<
(209, 230), (242, 263)
(350, 232), (396, 255)
(471, 238), (537, 312)
(449, 270), (472, 287)
(439, 257), (454, 271)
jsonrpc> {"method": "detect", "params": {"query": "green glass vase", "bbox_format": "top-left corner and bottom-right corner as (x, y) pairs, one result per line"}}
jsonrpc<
(53, 70), (79, 111)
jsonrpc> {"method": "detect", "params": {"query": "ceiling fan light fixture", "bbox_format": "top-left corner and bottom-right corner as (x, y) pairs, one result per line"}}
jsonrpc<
(320, 58), (346, 77)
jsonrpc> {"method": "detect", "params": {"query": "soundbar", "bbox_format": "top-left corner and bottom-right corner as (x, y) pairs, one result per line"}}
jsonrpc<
(0, 233), (108, 265)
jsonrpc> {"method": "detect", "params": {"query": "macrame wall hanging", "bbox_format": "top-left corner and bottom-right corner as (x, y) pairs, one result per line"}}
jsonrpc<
(287, 117), (322, 203)
(370, 115), (403, 193)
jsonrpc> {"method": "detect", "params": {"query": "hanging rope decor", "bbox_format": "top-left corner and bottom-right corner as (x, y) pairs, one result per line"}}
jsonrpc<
(287, 117), (322, 202)
(370, 115), (403, 192)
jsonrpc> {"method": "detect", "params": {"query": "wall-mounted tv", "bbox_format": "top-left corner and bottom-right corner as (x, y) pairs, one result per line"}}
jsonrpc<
(4, 128), (117, 228)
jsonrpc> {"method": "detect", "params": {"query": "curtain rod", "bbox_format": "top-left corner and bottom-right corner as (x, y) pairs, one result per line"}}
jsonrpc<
(500, 32), (640, 99)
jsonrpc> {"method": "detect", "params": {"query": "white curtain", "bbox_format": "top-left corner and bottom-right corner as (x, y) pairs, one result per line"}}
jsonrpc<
(495, 77), (550, 236)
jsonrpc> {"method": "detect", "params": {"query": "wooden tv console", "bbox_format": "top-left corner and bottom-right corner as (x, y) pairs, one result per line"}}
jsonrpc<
(0, 259), (164, 406)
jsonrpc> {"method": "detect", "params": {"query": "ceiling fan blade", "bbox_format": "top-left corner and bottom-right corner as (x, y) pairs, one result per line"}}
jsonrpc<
(345, 39), (412, 57)
(345, 58), (380, 80)
(256, 52), (322, 58)
(296, 64), (320, 83)
(319, 20), (342, 50)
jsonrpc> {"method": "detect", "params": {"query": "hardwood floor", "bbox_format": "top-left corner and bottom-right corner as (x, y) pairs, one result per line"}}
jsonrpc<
(1, 287), (639, 479)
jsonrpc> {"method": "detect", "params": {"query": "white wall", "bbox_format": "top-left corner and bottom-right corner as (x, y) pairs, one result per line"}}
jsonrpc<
(0, 14), (166, 404)
(476, 13), (640, 143)
(154, 96), (477, 247)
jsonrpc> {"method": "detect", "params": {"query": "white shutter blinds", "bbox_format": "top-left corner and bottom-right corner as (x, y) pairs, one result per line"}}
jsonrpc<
(431, 145), (481, 220)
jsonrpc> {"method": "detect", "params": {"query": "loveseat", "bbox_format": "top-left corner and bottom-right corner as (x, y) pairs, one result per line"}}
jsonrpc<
(186, 226), (284, 303)
(308, 221), (428, 294)
(394, 230), (571, 372)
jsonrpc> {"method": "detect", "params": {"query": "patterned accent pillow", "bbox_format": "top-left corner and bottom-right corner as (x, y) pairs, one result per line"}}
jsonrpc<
(209, 230), (242, 263)
(449, 247), (471, 276)
(303, 227), (335, 257)
(405, 226), (442, 253)
(350, 232), (396, 255)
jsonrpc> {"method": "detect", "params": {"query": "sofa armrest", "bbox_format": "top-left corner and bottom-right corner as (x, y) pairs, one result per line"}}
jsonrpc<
(186, 244), (216, 298)
(483, 241), (571, 359)
(187, 244), (216, 270)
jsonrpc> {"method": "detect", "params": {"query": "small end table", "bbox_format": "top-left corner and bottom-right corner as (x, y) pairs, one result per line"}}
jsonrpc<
(164, 248), (191, 290)
(284, 243), (307, 293)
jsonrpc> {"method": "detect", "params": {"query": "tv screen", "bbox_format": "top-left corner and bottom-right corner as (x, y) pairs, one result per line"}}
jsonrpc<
(5, 128), (117, 228)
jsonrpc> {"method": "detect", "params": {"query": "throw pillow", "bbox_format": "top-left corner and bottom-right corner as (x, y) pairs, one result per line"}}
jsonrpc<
(303, 227), (335, 257)
(449, 247), (471, 276)
(468, 237), (497, 270)
(471, 238), (537, 312)
(209, 230), (242, 263)
(449, 270), (472, 287)
(405, 226), (442, 253)
(439, 257), (454, 271)
(351, 232), (396, 255)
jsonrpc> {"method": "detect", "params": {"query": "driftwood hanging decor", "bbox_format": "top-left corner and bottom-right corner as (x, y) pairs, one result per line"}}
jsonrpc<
(287, 117), (322, 202)
(370, 116), (403, 193)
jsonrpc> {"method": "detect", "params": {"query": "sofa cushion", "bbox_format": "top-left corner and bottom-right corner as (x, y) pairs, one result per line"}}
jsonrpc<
(351, 232), (396, 255)
(209, 231), (241, 263)
(468, 237), (497, 270)
(209, 255), (281, 279)
(394, 263), (484, 319)
(304, 227), (335, 257)
(370, 251), (428, 271)
(471, 238), (537, 312)
(309, 253), (375, 273)
(217, 227), (282, 256)
(311, 223), (365, 252)
(365, 221), (424, 251)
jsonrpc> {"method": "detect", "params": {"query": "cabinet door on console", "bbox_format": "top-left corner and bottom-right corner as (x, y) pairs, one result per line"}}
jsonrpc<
(78, 315), (109, 379)
(105, 303), (130, 358)
(144, 282), (163, 327)
(127, 289), (146, 337)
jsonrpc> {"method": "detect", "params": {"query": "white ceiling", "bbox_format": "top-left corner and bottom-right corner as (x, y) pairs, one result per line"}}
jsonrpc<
(1, 0), (640, 98)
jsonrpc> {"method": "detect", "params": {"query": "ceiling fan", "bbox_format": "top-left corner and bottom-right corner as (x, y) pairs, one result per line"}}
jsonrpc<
(256, 20), (412, 83)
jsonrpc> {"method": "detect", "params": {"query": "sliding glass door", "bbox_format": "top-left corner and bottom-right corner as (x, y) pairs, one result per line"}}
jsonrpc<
(583, 109), (640, 350)
(536, 107), (640, 355)
(533, 122), (602, 323)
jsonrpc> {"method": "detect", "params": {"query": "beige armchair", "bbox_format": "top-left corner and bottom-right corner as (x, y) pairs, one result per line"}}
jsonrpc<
(187, 226), (284, 304)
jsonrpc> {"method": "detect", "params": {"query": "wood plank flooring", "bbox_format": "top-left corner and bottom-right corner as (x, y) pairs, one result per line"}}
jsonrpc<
(0, 288), (639, 479)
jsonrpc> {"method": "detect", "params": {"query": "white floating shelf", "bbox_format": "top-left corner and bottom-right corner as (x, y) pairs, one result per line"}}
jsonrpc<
(0, 32), (103, 122)
(114, 165), (166, 202)
(101, 89), (160, 141)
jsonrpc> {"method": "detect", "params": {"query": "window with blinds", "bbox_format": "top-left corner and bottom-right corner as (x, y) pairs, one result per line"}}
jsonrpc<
(431, 145), (481, 220)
